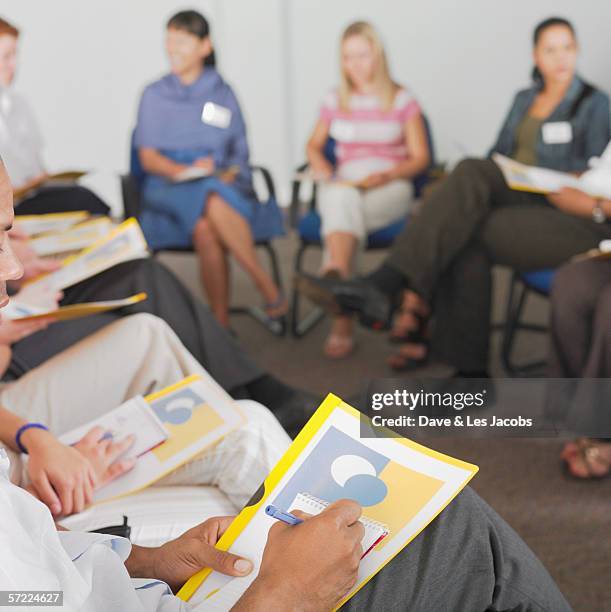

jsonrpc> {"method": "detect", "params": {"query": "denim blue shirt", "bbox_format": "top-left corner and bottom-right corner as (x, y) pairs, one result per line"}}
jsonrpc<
(489, 76), (610, 172)
(135, 68), (253, 193)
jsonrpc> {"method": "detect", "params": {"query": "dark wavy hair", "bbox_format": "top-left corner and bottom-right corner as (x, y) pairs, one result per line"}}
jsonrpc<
(531, 17), (576, 84)
(167, 10), (216, 67)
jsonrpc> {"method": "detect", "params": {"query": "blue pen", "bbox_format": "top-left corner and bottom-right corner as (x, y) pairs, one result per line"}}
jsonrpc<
(100, 431), (114, 442)
(265, 504), (303, 525)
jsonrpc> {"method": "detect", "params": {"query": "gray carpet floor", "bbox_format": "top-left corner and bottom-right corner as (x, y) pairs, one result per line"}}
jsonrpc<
(159, 234), (611, 612)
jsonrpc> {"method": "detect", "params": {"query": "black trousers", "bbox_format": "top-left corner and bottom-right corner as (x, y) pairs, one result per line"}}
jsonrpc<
(10, 259), (262, 392)
(15, 185), (110, 216)
(386, 158), (611, 371)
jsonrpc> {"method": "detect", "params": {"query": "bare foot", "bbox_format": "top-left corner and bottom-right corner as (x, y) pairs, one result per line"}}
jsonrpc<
(561, 438), (611, 479)
(324, 316), (354, 359)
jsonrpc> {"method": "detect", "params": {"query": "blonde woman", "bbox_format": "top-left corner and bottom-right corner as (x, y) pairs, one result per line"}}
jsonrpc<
(306, 21), (430, 359)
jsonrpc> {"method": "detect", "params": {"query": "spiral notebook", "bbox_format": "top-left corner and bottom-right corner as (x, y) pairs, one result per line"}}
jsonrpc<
(291, 492), (389, 558)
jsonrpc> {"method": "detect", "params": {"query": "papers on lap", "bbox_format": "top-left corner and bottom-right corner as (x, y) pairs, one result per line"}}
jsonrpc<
(178, 393), (478, 609)
(59, 396), (169, 460)
(3, 292), (147, 322)
(294, 169), (365, 188)
(172, 165), (240, 183)
(25, 218), (149, 291)
(66, 374), (245, 504)
(13, 170), (88, 201)
(493, 153), (582, 194)
(27, 217), (114, 256)
(493, 153), (611, 198)
(14, 211), (90, 237)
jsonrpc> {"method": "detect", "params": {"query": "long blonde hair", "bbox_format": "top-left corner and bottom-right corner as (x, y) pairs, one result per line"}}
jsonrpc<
(338, 21), (399, 112)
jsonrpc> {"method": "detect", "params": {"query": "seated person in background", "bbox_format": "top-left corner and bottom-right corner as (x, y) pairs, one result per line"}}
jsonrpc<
(4, 235), (315, 438)
(306, 21), (430, 359)
(135, 10), (285, 328)
(298, 16), (611, 377)
(0, 313), (291, 519)
(0, 17), (109, 215)
(548, 254), (611, 479)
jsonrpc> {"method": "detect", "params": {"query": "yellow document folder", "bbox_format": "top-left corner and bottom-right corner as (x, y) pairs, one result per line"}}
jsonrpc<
(178, 394), (478, 609)
(6, 292), (147, 323)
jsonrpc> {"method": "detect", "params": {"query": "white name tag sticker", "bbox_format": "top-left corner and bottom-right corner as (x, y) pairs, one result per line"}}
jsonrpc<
(201, 102), (232, 129)
(542, 121), (573, 144)
(329, 119), (357, 141)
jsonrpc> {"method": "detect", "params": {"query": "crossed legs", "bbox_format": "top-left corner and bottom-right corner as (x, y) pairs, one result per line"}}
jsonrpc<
(193, 193), (285, 327)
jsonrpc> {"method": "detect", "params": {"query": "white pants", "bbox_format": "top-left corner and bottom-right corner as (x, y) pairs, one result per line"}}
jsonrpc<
(318, 179), (413, 243)
(0, 314), (291, 510)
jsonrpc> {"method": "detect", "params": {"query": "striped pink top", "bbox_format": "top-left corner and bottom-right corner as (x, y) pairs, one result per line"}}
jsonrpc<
(319, 87), (421, 181)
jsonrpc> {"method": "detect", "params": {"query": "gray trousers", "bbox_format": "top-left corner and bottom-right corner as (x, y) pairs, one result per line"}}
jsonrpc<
(347, 487), (571, 612)
(386, 158), (611, 371)
(549, 260), (611, 377)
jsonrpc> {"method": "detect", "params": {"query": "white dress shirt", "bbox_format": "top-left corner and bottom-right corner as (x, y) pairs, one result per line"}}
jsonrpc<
(0, 87), (45, 189)
(0, 448), (187, 612)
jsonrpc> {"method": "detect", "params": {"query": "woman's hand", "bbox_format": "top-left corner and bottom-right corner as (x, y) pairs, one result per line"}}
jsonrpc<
(193, 157), (216, 174)
(547, 187), (596, 217)
(25, 427), (96, 517)
(26, 426), (136, 517)
(72, 426), (136, 489)
(8, 238), (62, 284)
(361, 170), (393, 189)
(310, 157), (334, 181)
(0, 317), (56, 347)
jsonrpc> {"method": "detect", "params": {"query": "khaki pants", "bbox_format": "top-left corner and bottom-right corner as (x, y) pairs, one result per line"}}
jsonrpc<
(1, 314), (291, 508)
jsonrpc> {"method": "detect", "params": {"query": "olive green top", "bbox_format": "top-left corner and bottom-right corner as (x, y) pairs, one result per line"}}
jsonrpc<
(512, 115), (544, 166)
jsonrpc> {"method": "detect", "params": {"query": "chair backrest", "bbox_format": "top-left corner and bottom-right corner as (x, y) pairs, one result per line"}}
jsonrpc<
(413, 114), (436, 198)
(121, 130), (145, 219)
(130, 130), (147, 187)
(320, 114), (436, 198)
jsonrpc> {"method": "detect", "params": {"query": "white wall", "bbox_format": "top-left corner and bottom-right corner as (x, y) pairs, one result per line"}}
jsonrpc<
(5, 0), (611, 207)
(288, 0), (611, 168)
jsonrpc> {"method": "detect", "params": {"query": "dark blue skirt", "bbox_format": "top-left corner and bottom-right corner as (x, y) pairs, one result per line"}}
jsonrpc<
(140, 176), (259, 250)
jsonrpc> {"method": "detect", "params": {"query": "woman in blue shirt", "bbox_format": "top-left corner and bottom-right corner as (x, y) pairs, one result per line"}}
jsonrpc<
(135, 10), (286, 327)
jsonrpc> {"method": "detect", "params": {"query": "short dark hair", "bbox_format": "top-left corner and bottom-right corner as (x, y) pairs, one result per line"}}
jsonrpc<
(0, 17), (19, 38)
(533, 17), (575, 46)
(167, 10), (215, 67)
(531, 17), (576, 84)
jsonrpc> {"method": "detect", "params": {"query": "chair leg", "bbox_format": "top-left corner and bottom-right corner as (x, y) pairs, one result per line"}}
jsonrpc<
(290, 241), (326, 338)
(229, 242), (287, 337)
(501, 272), (547, 376)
